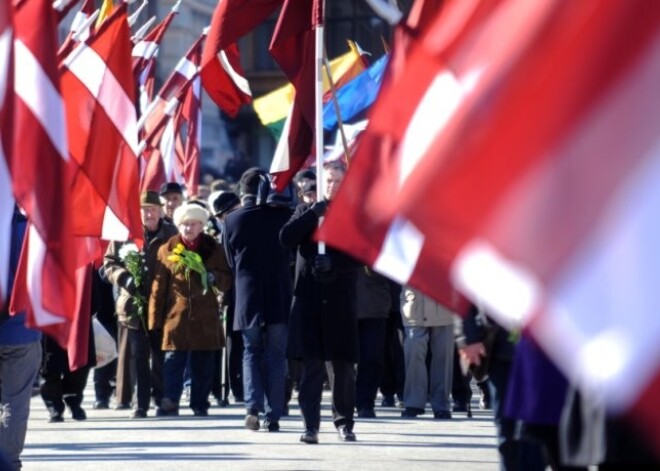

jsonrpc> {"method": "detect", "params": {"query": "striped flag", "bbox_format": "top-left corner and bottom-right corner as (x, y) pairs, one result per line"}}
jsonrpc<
(10, 0), (77, 342)
(60, 3), (142, 243)
(57, 0), (95, 62)
(0, 1), (13, 307)
(201, 0), (283, 117)
(132, 3), (179, 115)
(180, 59), (202, 196)
(268, 0), (323, 192)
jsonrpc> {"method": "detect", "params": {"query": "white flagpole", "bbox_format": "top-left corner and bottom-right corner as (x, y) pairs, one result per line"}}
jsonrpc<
(315, 0), (326, 255)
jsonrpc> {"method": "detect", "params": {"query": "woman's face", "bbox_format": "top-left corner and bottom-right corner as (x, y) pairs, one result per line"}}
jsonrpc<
(179, 219), (204, 242)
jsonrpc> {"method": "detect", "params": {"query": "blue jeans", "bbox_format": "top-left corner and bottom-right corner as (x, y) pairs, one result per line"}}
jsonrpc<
(0, 341), (41, 470)
(241, 323), (287, 421)
(163, 350), (214, 411)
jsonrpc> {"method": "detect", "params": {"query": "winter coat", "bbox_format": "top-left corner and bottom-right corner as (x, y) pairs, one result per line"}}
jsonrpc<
(356, 267), (392, 320)
(223, 204), (293, 331)
(400, 287), (456, 327)
(104, 220), (178, 329)
(280, 202), (360, 363)
(148, 233), (232, 351)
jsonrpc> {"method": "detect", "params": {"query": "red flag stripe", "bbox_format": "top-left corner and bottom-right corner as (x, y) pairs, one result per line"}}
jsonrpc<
(216, 48), (251, 98)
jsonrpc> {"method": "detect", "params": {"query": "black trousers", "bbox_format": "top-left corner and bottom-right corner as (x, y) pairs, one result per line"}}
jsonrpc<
(127, 328), (152, 411)
(298, 359), (355, 432)
(379, 317), (405, 400)
(355, 318), (387, 410)
(40, 338), (90, 414)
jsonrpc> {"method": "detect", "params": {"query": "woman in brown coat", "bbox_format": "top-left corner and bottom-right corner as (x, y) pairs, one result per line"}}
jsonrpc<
(149, 203), (232, 416)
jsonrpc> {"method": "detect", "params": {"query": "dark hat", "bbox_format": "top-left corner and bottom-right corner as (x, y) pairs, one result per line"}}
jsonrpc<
(239, 167), (268, 196)
(212, 191), (240, 217)
(140, 190), (162, 207)
(297, 169), (316, 181)
(267, 183), (297, 208)
(159, 182), (183, 196)
(301, 180), (316, 194)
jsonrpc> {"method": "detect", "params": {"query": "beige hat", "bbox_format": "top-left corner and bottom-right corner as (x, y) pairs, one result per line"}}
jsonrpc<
(173, 203), (210, 226)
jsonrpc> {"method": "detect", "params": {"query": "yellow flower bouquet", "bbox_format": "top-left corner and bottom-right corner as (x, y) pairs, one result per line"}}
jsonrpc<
(168, 242), (211, 294)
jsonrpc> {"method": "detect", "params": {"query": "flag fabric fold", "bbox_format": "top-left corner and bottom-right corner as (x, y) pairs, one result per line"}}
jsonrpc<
(268, 0), (322, 192)
(60, 3), (141, 243)
(10, 0), (81, 362)
(200, 0), (282, 116)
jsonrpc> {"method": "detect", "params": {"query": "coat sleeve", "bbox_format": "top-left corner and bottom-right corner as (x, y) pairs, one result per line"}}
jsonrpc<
(279, 203), (319, 249)
(209, 242), (233, 293)
(103, 241), (130, 287)
(148, 244), (171, 330)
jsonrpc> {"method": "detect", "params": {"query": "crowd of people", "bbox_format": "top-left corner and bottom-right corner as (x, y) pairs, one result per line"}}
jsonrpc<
(1, 162), (659, 470)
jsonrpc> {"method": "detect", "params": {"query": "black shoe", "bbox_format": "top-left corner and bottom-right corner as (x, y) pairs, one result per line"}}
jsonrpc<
(155, 407), (179, 417)
(337, 426), (356, 442)
(262, 419), (280, 432)
(433, 410), (452, 420)
(400, 407), (425, 418)
(193, 408), (209, 417)
(300, 429), (318, 444)
(479, 396), (491, 410)
(93, 400), (109, 410)
(48, 412), (64, 423)
(245, 413), (260, 431)
(70, 406), (87, 421)
(357, 408), (376, 419)
(381, 395), (395, 407)
(113, 402), (131, 410)
(130, 409), (147, 419)
(452, 401), (468, 412)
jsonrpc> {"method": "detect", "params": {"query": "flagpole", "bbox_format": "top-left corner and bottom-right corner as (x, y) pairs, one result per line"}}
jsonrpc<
(315, 0), (326, 255)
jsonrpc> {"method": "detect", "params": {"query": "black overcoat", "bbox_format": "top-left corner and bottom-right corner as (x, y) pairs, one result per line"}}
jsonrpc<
(223, 204), (293, 331)
(279, 203), (360, 363)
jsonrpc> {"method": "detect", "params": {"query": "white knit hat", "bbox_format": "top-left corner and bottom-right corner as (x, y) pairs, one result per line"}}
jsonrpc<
(173, 203), (210, 226)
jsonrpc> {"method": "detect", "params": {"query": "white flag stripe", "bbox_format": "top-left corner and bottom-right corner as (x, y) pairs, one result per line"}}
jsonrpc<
(160, 118), (177, 178)
(65, 43), (139, 156)
(218, 49), (252, 97)
(132, 40), (158, 59)
(373, 216), (425, 285)
(101, 205), (129, 241)
(174, 56), (198, 81)
(26, 227), (68, 326)
(14, 40), (69, 161)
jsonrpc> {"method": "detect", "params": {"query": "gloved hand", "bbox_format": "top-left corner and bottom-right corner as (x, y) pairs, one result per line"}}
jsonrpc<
(207, 272), (216, 286)
(312, 254), (335, 283)
(313, 254), (332, 273)
(310, 201), (327, 217)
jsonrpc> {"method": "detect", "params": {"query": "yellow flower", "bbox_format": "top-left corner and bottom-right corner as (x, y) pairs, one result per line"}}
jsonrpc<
(167, 254), (181, 262)
(173, 243), (185, 255)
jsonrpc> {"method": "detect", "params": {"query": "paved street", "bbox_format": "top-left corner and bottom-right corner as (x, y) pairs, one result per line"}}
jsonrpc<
(22, 385), (498, 471)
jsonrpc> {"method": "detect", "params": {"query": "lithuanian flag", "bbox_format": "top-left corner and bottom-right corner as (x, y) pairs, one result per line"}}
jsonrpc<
(253, 41), (369, 141)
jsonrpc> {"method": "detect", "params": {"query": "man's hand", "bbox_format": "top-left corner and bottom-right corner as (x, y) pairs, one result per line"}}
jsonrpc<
(458, 342), (486, 366)
(122, 275), (136, 294)
(310, 201), (327, 217)
(207, 272), (216, 286)
(312, 254), (332, 274)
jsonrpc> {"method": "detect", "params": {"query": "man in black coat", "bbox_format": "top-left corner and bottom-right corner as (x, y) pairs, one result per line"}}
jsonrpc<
(280, 162), (361, 444)
(223, 168), (293, 432)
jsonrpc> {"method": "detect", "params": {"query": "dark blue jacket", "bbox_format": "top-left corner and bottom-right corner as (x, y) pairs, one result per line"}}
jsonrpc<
(0, 208), (40, 345)
(223, 203), (293, 331)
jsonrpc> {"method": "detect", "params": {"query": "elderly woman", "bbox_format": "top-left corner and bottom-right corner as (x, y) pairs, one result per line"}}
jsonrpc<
(149, 202), (232, 417)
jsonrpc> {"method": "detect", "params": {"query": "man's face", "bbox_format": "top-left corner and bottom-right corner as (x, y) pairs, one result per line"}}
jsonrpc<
(324, 167), (345, 201)
(179, 219), (204, 242)
(141, 205), (160, 232)
(162, 192), (183, 218)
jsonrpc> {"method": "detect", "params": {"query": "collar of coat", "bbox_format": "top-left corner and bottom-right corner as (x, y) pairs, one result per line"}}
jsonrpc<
(167, 233), (216, 262)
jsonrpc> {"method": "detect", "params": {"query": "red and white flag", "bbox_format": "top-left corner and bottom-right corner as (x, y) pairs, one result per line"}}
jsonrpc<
(0, 1), (13, 306)
(180, 63), (202, 195)
(268, 0), (322, 192)
(10, 0), (78, 344)
(53, 0), (81, 24)
(201, 0), (283, 117)
(60, 3), (142, 243)
(132, 2), (179, 114)
(323, 0), (660, 451)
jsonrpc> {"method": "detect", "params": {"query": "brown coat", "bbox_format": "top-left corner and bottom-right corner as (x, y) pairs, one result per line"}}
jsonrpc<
(149, 233), (232, 351)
